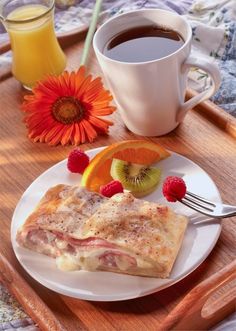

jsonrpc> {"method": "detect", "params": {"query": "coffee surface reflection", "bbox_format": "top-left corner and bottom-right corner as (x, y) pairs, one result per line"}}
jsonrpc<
(103, 25), (184, 63)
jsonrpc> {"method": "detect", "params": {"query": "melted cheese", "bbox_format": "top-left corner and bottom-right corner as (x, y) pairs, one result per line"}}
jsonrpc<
(56, 255), (80, 271)
(55, 239), (68, 250)
(115, 255), (132, 271)
(56, 249), (106, 272)
(136, 258), (153, 269)
(55, 246), (161, 274)
(55, 248), (142, 272)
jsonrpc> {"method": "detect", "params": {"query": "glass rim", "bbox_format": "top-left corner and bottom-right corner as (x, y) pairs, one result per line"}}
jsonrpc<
(1, 0), (55, 24)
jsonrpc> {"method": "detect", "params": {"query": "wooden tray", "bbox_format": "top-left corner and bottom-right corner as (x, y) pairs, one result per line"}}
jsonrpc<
(186, 89), (236, 139)
(0, 32), (235, 331)
(0, 253), (65, 331)
(1, 253), (235, 330)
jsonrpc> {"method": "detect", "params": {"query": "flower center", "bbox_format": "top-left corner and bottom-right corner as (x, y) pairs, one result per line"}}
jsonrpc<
(52, 97), (84, 124)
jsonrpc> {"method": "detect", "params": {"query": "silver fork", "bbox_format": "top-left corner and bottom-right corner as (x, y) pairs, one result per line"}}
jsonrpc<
(178, 191), (236, 218)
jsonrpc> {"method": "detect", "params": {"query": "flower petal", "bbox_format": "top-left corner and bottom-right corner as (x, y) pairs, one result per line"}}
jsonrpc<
(60, 125), (74, 146)
(88, 116), (113, 133)
(80, 119), (98, 142)
(73, 123), (81, 145)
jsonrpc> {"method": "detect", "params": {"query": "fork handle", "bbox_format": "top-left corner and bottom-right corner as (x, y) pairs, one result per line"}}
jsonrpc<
(224, 212), (236, 218)
(222, 204), (236, 218)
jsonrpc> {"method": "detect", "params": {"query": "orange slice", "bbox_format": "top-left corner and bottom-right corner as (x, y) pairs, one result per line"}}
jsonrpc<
(81, 140), (170, 192)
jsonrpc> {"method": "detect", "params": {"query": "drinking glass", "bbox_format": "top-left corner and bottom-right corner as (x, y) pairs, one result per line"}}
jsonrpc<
(0, 0), (66, 89)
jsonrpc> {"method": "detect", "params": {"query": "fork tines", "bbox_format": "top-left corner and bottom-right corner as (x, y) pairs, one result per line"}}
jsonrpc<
(179, 191), (236, 218)
(180, 191), (215, 213)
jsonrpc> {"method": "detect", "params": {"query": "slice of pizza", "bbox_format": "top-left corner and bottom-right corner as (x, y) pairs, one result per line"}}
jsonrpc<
(16, 185), (188, 278)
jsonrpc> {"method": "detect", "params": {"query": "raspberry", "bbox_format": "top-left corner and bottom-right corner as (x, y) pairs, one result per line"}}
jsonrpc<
(100, 180), (124, 198)
(162, 176), (186, 202)
(67, 149), (89, 174)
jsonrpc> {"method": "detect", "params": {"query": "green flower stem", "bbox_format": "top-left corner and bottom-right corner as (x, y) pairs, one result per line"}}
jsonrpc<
(80, 0), (103, 67)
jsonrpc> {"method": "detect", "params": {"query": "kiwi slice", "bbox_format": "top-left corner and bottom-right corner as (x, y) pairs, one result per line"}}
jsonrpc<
(110, 158), (161, 197)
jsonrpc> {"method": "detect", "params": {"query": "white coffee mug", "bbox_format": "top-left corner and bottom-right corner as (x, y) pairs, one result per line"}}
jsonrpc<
(93, 9), (221, 136)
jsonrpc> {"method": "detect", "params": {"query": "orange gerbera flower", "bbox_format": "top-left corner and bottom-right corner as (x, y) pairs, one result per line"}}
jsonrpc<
(22, 67), (116, 146)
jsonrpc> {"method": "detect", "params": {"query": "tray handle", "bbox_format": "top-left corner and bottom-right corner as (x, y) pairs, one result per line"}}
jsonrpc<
(0, 253), (66, 331)
(158, 260), (236, 331)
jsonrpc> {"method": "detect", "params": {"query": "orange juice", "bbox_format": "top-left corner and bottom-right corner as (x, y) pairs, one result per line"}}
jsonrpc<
(7, 4), (66, 88)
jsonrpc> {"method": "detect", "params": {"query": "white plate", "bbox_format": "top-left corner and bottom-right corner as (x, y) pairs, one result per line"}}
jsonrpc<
(11, 147), (221, 301)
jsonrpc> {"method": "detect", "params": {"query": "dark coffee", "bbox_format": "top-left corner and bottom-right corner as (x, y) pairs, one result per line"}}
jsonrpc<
(103, 25), (184, 63)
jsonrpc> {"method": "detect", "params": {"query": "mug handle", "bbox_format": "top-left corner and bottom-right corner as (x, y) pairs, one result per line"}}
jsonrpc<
(177, 56), (221, 122)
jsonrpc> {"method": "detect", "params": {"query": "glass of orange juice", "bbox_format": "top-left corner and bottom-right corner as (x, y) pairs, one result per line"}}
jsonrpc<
(0, 0), (66, 89)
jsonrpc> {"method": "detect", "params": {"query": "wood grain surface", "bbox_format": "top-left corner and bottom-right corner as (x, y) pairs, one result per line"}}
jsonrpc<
(0, 40), (235, 331)
(186, 89), (236, 139)
(158, 260), (236, 330)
